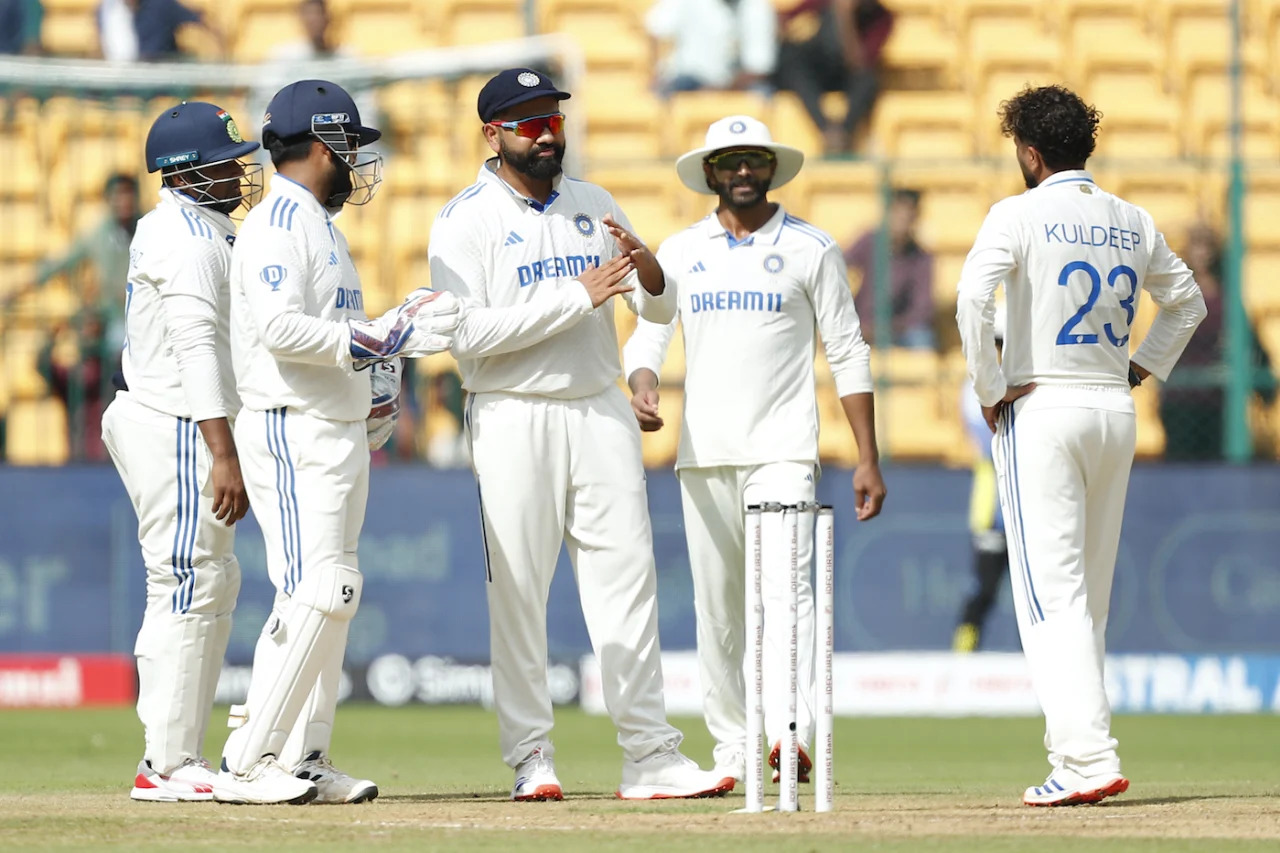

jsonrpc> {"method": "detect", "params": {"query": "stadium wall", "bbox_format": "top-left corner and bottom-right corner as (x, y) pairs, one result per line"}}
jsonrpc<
(1, 464), (1278, 664)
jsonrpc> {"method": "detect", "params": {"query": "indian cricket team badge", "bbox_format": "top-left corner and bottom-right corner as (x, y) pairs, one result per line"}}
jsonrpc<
(763, 253), (784, 273)
(574, 213), (595, 237)
(518, 71), (541, 87)
(729, 120), (747, 134)
(217, 109), (244, 143)
(1079, 185), (1094, 194)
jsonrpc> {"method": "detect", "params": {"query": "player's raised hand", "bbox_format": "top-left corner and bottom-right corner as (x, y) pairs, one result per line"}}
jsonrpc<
(210, 454), (249, 525)
(631, 387), (664, 432)
(578, 254), (634, 308)
(852, 460), (886, 521)
(603, 212), (648, 258)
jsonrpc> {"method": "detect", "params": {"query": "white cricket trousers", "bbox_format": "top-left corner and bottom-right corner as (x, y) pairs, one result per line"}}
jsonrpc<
(466, 385), (682, 768)
(233, 407), (368, 767)
(677, 463), (816, 768)
(993, 388), (1135, 779)
(101, 392), (241, 775)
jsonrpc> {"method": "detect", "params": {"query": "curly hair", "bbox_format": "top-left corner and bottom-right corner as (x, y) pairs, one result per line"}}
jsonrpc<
(998, 85), (1102, 170)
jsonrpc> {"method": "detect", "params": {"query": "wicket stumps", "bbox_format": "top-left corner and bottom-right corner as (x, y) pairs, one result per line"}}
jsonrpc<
(742, 502), (835, 814)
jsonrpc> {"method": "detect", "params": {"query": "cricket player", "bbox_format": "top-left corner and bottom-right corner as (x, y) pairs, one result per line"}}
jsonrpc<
(428, 68), (734, 801)
(624, 116), (886, 783)
(102, 101), (262, 802)
(956, 85), (1206, 806)
(953, 305), (1009, 653)
(216, 80), (461, 805)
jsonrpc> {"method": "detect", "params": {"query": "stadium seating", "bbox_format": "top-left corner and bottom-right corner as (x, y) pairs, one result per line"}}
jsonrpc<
(5, 0), (1280, 464)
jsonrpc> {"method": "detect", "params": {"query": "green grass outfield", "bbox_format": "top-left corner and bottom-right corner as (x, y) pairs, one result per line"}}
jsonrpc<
(2, 706), (1278, 851)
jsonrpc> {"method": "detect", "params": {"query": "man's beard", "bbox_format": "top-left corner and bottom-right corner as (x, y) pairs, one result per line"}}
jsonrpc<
(714, 175), (771, 210)
(325, 155), (355, 207)
(1019, 160), (1039, 189)
(502, 138), (565, 181)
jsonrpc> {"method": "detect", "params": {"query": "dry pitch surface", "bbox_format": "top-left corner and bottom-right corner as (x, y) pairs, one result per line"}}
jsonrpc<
(3, 707), (1277, 851)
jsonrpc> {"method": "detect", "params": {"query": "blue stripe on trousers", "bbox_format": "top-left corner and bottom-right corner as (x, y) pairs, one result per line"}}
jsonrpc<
(1007, 406), (1045, 623)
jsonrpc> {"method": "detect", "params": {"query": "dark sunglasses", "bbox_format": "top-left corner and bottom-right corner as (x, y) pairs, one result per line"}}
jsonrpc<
(487, 112), (565, 139)
(706, 149), (777, 171)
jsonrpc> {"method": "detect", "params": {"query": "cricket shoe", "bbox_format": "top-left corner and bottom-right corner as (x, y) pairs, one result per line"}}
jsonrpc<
(1023, 769), (1129, 807)
(512, 747), (563, 801)
(768, 741), (812, 784)
(712, 746), (747, 784)
(616, 748), (736, 800)
(130, 757), (217, 802)
(293, 751), (379, 804)
(213, 756), (317, 805)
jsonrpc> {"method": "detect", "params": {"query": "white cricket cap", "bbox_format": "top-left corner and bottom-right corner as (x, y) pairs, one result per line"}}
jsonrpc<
(675, 115), (805, 195)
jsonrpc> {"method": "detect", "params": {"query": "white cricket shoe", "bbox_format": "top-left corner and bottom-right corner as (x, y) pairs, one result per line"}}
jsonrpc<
(616, 748), (736, 800)
(511, 747), (563, 801)
(130, 758), (217, 802)
(293, 751), (379, 804)
(1023, 769), (1129, 807)
(712, 746), (746, 784)
(213, 756), (318, 805)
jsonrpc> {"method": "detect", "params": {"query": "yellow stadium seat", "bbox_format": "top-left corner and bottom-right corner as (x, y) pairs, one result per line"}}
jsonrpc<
(1065, 13), (1163, 86)
(1245, 172), (1280, 250)
(1113, 170), (1218, 236)
(798, 162), (881, 248)
(1046, 0), (1148, 33)
(639, 387), (682, 468)
(543, 6), (646, 68)
(1134, 385), (1166, 459)
(1244, 252), (1280, 317)
(4, 398), (69, 465)
(881, 9), (960, 87)
(974, 69), (1062, 154)
(0, 135), (41, 201)
(768, 91), (825, 159)
(1185, 73), (1280, 161)
(963, 16), (1062, 90)
(1164, 12), (1269, 94)
(879, 383), (953, 461)
(1083, 69), (1182, 159)
(40, 11), (99, 57)
(871, 91), (976, 159)
(0, 198), (49, 263)
(578, 82), (663, 166)
(896, 165), (994, 254)
(933, 251), (967, 308)
(341, 6), (435, 55)
(445, 3), (527, 45)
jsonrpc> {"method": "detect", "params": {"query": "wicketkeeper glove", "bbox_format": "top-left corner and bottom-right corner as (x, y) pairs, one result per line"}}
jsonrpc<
(349, 288), (461, 368)
(367, 357), (402, 451)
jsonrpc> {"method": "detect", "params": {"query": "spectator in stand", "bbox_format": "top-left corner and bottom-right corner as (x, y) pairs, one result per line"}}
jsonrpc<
(0, 0), (43, 55)
(645, 0), (777, 97)
(96, 0), (226, 62)
(37, 308), (112, 462)
(4, 173), (140, 353)
(1158, 222), (1276, 460)
(250, 0), (380, 151)
(844, 188), (935, 349)
(774, 0), (894, 156)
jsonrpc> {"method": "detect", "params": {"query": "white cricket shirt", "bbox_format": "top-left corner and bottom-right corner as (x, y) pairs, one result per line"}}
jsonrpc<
(428, 161), (677, 399)
(624, 206), (873, 470)
(230, 174), (371, 422)
(122, 188), (239, 422)
(957, 170), (1207, 408)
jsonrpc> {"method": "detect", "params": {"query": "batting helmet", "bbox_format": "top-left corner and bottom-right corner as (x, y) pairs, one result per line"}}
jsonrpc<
(145, 101), (260, 174)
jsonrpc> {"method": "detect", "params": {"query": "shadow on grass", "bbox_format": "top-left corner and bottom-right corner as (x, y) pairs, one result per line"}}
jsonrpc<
(380, 791), (622, 804)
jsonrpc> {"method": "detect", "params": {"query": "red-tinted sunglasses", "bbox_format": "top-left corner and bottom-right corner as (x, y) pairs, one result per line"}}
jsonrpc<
(487, 112), (565, 139)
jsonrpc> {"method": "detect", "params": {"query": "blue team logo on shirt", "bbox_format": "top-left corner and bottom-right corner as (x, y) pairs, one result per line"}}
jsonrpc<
(763, 254), (784, 273)
(574, 213), (595, 237)
(260, 264), (287, 291)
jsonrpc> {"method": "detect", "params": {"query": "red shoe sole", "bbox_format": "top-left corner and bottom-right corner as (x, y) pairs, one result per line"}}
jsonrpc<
(614, 776), (736, 800)
(767, 744), (813, 784)
(1025, 777), (1129, 807)
(514, 784), (563, 802)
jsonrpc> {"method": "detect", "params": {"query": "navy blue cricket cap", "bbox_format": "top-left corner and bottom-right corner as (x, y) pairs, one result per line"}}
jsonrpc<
(145, 101), (259, 173)
(476, 68), (571, 123)
(262, 79), (381, 145)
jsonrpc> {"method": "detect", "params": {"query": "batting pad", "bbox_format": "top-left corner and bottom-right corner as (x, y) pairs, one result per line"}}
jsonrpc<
(221, 565), (363, 774)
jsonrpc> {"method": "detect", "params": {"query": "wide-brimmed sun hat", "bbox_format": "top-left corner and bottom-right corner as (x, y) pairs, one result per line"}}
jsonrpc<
(675, 115), (804, 195)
